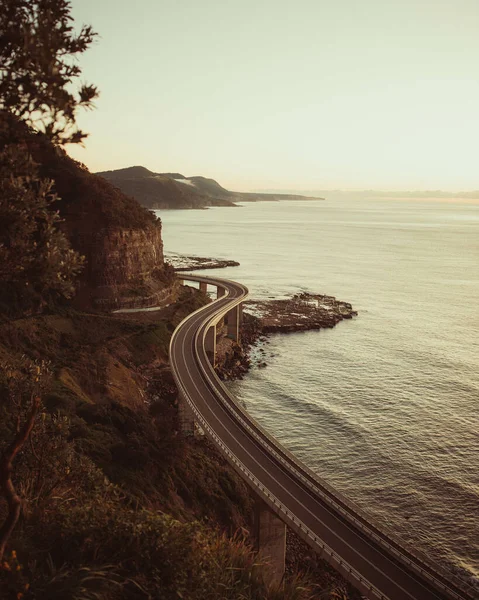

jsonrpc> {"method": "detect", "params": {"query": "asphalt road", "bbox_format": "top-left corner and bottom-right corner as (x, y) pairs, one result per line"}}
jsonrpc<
(170, 274), (475, 600)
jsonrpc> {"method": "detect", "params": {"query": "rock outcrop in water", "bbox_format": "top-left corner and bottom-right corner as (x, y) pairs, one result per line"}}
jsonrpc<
(167, 252), (240, 272)
(216, 292), (357, 380)
(247, 292), (358, 333)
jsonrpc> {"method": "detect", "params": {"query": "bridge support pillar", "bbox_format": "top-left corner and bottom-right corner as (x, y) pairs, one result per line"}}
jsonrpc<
(205, 324), (216, 366)
(217, 286), (226, 299)
(254, 496), (286, 588)
(226, 304), (241, 342)
(199, 281), (208, 293)
(177, 393), (195, 435)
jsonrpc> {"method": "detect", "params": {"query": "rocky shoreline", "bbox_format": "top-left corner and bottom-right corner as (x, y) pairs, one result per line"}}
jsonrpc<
(166, 252), (240, 272)
(165, 253), (358, 380)
(216, 291), (357, 380)
(247, 291), (357, 333)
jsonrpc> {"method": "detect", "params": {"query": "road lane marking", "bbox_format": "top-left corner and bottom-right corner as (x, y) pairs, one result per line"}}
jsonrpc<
(171, 276), (466, 600)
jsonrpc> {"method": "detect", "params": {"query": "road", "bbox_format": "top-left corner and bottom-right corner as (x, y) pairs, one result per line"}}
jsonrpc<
(170, 274), (475, 600)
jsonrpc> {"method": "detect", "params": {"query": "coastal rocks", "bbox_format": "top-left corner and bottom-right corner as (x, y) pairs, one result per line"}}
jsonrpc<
(215, 338), (251, 381)
(217, 292), (357, 381)
(166, 252), (240, 272)
(245, 292), (357, 334)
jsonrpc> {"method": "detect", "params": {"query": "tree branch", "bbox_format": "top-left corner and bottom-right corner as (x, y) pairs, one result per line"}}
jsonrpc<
(0, 395), (41, 561)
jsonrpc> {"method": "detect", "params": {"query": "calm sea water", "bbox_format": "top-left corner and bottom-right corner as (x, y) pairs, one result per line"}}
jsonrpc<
(156, 197), (479, 583)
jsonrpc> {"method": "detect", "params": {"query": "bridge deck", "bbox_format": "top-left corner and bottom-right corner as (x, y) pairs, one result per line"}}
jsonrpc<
(170, 274), (474, 600)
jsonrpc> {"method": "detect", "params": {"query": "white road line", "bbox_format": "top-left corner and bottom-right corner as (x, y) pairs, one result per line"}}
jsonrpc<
(177, 314), (431, 600)
(171, 275), (469, 600)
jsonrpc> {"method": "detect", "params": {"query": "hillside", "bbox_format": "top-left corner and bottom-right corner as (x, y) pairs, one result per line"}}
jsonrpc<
(97, 166), (237, 209)
(18, 134), (177, 311)
(96, 166), (324, 209)
(0, 286), (356, 600)
(1, 139), (356, 600)
(1, 121), (354, 600)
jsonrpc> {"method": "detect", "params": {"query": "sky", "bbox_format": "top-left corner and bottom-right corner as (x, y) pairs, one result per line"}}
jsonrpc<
(69, 0), (479, 192)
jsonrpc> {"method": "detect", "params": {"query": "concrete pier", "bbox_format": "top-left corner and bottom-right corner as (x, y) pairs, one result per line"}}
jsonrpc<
(177, 393), (195, 434)
(217, 286), (226, 298)
(204, 324), (216, 366)
(254, 496), (286, 588)
(199, 281), (208, 293)
(226, 304), (241, 342)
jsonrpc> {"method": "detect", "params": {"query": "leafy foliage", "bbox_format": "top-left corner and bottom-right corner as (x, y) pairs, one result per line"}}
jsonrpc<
(0, 0), (98, 313)
(0, 356), (51, 561)
(0, 0), (98, 145)
(0, 293), (356, 599)
(0, 142), (84, 312)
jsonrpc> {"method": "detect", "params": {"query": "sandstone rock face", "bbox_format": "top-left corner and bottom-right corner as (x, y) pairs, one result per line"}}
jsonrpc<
(91, 225), (164, 286)
(21, 126), (176, 312)
(76, 223), (177, 311)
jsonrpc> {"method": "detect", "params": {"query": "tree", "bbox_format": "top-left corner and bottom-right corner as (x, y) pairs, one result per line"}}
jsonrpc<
(0, 358), (49, 562)
(0, 0), (99, 312)
(0, 142), (84, 311)
(0, 0), (98, 145)
(0, 0), (98, 559)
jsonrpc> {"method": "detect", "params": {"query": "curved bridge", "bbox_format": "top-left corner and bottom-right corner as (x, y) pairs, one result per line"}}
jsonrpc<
(170, 274), (474, 600)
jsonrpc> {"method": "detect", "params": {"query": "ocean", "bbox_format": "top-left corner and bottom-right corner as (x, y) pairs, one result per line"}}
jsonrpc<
(155, 196), (479, 584)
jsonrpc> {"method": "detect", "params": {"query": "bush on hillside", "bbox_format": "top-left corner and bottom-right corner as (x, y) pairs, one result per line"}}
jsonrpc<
(0, 403), (314, 600)
(0, 141), (84, 313)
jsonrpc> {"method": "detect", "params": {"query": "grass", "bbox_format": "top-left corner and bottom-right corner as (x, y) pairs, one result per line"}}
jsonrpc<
(0, 286), (354, 599)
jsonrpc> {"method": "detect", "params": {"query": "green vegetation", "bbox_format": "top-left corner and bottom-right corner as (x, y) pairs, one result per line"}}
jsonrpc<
(0, 288), (338, 599)
(0, 0), (99, 314)
(96, 165), (323, 210)
(0, 0), (98, 145)
(0, 2), (352, 598)
(0, 469), (310, 600)
(0, 139), (84, 313)
(97, 166), (237, 210)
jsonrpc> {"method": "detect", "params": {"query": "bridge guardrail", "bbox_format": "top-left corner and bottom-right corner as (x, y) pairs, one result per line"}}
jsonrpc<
(173, 275), (475, 600)
(170, 358), (389, 600)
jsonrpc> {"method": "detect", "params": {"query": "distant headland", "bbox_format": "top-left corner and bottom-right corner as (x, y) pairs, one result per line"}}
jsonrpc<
(258, 188), (479, 200)
(96, 166), (324, 210)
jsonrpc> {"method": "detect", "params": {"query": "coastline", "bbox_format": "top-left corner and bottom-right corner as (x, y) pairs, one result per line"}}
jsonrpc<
(216, 292), (358, 380)
(166, 252), (240, 271)
(166, 252), (358, 381)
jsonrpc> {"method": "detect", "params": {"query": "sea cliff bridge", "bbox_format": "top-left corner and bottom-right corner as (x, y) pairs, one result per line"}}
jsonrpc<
(170, 274), (475, 600)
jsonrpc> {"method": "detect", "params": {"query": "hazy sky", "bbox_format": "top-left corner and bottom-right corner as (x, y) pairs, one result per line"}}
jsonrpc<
(69, 0), (479, 191)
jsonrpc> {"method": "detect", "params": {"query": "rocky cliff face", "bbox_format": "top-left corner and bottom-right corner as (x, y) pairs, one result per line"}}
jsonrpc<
(77, 223), (177, 310)
(91, 225), (164, 286)
(23, 132), (177, 311)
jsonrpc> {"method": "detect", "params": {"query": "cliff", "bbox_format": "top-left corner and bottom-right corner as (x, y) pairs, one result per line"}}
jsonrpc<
(96, 166), (324, 210)
(79, 225), (177, 310)
(26, 137), (177, 310)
